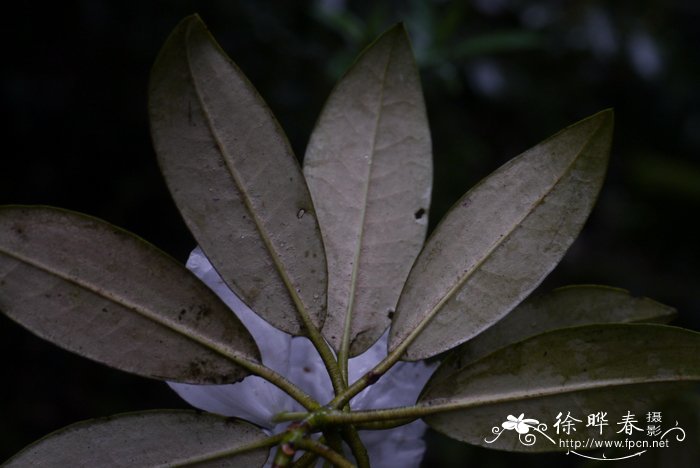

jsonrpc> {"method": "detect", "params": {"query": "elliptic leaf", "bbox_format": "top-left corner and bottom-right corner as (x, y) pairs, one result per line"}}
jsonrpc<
(390, 110), (614, 360)
(4, 411), (269, 467)
(0, 206), (260, 384)
(149, 15), (327, 335)
(304, 24), (432, 356)
(431, 285), (676, 377)
(419, 324), (700, 452)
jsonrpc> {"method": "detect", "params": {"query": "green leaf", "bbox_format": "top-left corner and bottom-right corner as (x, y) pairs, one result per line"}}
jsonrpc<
(390, 110), (614, 360)
(418, 324), (700, 452)
(4, 411), (270, 466)
(431, 285), (676, 376)
(0, 206), (259, 384)
(149, 15), (327, 335)
(304, 24), (432, 356)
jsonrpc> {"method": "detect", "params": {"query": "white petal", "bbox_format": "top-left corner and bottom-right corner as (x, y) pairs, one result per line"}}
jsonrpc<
(347, 331), (436, 468)
(185, 247), (292, 373)
(169, 377), (297, 430)
(169, 248), (300, 427)
(172, 248), (436, 466)
(349, 331), (437, 411)
(286, 336), (334, 405)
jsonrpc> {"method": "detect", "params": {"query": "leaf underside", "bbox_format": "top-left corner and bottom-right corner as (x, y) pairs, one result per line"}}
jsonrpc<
(419, 324), (700, 452)
(4, 411), (269, 467)
(149, 14), (327, 335)
(431, 284), (676, 376)
(0, 206), (260, 384)
(304, 24), (432, 356)
(390, 110), (614, 360)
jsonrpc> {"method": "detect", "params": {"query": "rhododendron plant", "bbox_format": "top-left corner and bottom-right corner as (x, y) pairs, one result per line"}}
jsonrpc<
(1, 14), (699, 467)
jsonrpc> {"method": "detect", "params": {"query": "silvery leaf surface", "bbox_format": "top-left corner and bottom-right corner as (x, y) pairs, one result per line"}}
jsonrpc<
(390, 110), (613, 360)
(150, 15), (327, 335)
(418, 324), (700, 452)
(304, 24), (432, 356)
(4, 411), (269, 467)
(431, 284), (676, 375)
(0, 206), (259, 384)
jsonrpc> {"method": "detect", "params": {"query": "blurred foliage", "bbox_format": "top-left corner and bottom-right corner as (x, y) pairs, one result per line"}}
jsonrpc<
(1, 0), (699, 466)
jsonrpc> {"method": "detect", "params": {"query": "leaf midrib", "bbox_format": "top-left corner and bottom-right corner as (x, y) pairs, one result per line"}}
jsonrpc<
(184, 22), (311, 329)
(0, 247), (254, 367)
(400, 119), (605, 353)
(421, 374), (698, 414)
(341, 32), (397, 355)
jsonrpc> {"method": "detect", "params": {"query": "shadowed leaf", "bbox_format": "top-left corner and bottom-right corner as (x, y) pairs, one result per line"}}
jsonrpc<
(390, 110), (614, 360)
(304, 24), (432, 356)
(419, 324), (700, 452)
(4, 411), (269, 466)
(149, 15), (327, 335)
(0, 206), (259, 384)
(431, 285), (676, 376)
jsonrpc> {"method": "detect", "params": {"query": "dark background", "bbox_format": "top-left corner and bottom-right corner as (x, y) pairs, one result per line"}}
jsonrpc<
(1, 1), (699, 466)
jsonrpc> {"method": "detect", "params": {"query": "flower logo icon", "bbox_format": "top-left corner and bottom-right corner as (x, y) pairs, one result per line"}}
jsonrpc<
(502, 413), (540, 434)
(486, 413), (554, 446)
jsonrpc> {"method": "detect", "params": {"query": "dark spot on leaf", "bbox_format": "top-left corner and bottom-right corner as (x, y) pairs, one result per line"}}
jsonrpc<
(247, 287), (260, 301)
(414, 208), (426, 220)
(11, 224), (28, 241)
(303, 366), (311, 373)
(187, 358), (218, 382)
(101, 307), (108, 313)
(195, 305), (211, 321)
(387, 308), (395, 319)
(188, 361), (204, 378)
(543, 351), (548, 357)
(178, 309), (186, 321)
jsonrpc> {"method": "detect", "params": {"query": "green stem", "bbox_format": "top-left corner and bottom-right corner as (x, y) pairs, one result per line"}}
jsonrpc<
(323, 429), (345, 467)
(272, 411), (326, 467)
(328, 319), (427, 409)
(338, 336), (350, 387)
(294, 438), (355, 468)
(273, 411), (310, 424)
(307, 401), (466, 425)
(274, 401), (445, 427)
(303, 321), (347, 395)
(341, 425), (370, 468)
(337, 292), (356, 385)
(355, 418), (415, 430)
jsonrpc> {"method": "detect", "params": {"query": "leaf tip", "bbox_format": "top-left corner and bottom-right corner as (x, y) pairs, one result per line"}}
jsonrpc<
(586, 108), (615, 135)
